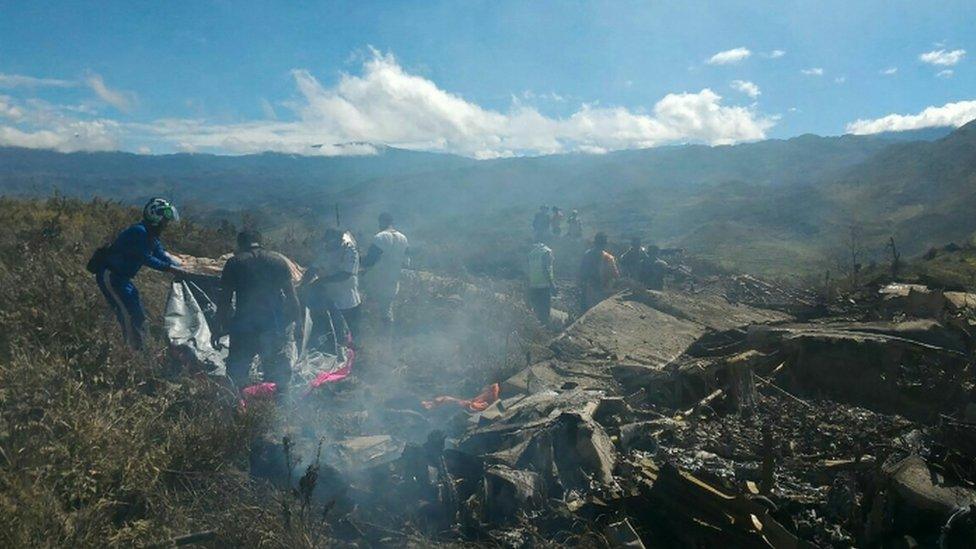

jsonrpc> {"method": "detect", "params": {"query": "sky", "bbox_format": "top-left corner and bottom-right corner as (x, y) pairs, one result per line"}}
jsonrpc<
(0, 0), (974, 158)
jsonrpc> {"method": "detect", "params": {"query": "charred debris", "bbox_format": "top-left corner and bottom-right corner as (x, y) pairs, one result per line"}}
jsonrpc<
(248, 269), (976, 548)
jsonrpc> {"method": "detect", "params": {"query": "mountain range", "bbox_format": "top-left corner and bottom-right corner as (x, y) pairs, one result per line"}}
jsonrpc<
(0, 123), (972, 276)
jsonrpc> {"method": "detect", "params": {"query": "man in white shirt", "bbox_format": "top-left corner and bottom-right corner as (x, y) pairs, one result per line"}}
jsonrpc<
(362, 212), (409, 325)
(302, 228), (361, 351)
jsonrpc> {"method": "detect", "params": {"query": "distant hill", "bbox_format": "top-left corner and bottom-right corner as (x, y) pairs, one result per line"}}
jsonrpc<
(1, 124), (973, 277)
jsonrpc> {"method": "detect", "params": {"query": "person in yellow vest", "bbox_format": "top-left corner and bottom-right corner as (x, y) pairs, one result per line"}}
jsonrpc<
(527, 240), (555, 324)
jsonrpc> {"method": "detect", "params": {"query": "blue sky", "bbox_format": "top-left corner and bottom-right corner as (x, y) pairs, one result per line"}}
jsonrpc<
(0, 0), (973, 157)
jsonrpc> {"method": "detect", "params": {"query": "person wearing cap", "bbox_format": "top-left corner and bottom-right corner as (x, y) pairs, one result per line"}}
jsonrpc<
(92, 197), (189, 349)
(213, 230), (301, 391)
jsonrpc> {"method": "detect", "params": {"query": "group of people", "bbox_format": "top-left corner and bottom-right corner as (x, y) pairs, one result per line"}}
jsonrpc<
(525, 230), (673, 325)
(91, 198), (409, 392)
(532, 205), (582, 242)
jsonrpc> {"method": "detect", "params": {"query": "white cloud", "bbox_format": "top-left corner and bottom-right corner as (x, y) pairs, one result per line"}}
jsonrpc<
(84, 73), (134, 112)
(845, 99), (976, 134)
(765, 49), (786, 59)
(260, 98), (277, 119)
(937, 69), (954, 79)
(0, 95), (121, 151)
(138, 51), (775, 157)
(0, 73), (76, 88)
(834, 76), (847, 84)
(706, 47), (752, 65)
(2, 51), (776, 157)
(880, 67), (898, 75)
(730, 79), (761, 99)
(0, 120), (120, 152)
(0, 95), (24, 120)
(801, 67), (824, 76)
(919, 48), (966, 66)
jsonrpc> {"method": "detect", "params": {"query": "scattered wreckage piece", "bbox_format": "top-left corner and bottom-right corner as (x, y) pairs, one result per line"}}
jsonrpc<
(748, 322), (972, 420)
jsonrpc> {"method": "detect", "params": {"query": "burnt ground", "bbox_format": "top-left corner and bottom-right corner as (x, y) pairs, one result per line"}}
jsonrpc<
(242, 270), (976, 548)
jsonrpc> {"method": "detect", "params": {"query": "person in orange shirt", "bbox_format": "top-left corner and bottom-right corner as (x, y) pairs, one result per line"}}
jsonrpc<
(578, 232), (619, 311)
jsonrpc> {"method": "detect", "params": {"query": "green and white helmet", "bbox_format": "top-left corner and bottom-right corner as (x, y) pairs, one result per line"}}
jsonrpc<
(143, 197), (179, 226)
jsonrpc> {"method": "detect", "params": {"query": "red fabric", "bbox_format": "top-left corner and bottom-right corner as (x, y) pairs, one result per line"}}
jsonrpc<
(239, 381), (277, 409)
(422, 383), (501, 413)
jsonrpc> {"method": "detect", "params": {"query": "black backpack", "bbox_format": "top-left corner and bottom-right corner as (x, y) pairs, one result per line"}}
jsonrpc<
(86, 245), (111, 274)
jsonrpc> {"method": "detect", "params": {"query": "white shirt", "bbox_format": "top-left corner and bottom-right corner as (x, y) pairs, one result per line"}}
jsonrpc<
(313, 233), (361, 310)
(367, 228), (409, 299)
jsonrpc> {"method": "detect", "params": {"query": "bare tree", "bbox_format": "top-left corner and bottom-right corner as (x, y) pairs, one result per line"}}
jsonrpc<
(846, 224), (865, 288)
(887, 236), (901, 279)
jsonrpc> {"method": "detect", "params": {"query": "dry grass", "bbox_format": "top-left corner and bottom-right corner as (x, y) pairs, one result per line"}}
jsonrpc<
(0, 197), (334, 547)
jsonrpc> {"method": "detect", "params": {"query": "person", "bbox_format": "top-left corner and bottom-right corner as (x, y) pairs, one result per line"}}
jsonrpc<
(619, 237), (650, 280)
(93, 197), (188, 349)
(526, 240), (555, 324)
(578, 232), (619, 311)
(362, 212), (410, 326)
(532, 205), (550, 241)
(213, 230), (301, 391)
(550, 206), (564, 237)
(642, 245), (670, 291)
(567, 210), (582, 239)
(303, 227), (361, 353)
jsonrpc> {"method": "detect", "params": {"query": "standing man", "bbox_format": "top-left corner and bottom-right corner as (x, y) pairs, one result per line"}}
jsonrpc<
(527, 240), (555, 325)
(362, 212), (410, 327)
(213, 230), (301, 391)
(303, 228), (361, 352)
(619, 237), (650, 281)
(93, 197), (188, 349)
(578, 232), (619, 311)
(550, 207), (564, 237)
(642, 245), (670, 291)
(566, 210), (582, 239)
(532, 205), (550, 241)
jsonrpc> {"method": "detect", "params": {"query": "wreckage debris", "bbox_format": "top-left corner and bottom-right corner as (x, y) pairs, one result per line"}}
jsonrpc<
(190, 260), (976, 546)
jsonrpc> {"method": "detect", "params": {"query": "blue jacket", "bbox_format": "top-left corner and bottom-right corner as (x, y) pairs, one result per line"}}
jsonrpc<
(104, 222), (175, 279)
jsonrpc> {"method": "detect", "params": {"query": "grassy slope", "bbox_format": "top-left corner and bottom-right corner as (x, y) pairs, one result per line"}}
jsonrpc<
(0, 198), (335, 546)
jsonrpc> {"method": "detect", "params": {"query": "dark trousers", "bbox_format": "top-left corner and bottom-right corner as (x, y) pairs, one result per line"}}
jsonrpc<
(528, 287), (552, 325)
(96, 270), (145, 349)
(227, 327), (293, 389)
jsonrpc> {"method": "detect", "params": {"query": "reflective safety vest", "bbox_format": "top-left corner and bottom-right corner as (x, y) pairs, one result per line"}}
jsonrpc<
(527, 244), (554, 289)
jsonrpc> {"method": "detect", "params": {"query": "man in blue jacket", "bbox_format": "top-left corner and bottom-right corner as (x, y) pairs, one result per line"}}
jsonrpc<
(94, 197), (188, 349)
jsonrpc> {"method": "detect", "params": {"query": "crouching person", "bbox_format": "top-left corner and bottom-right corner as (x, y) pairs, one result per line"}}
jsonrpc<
(213, 230), (301, 392)
(93, 197), (188, 349)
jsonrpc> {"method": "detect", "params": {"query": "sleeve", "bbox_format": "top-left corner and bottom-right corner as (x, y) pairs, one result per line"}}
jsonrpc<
(340, 243), (359, 274)
(147, 239), (175, 271)
(117, 225), (170, 272)
(372, 232), (388, 252)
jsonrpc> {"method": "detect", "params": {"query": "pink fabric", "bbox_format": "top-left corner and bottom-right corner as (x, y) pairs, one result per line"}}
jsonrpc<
(240, 337), (356, 408)
(242, 382), (278, 398)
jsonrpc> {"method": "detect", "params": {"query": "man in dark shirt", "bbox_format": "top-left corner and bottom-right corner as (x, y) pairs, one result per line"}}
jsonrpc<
(214, 230), (301, 391)
(618, 237), (650, 280)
